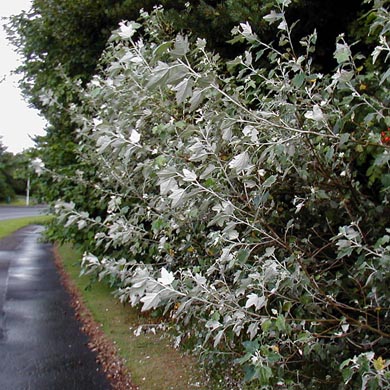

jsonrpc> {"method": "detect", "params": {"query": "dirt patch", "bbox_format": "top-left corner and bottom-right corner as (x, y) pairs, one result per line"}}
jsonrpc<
(53, 245), (139, 390)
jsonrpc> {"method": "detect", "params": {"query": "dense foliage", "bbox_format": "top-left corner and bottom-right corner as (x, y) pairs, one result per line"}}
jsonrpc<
(28, 0), (390, 388)
(8, 0), (390, 387)
(7, 0), (369, 209)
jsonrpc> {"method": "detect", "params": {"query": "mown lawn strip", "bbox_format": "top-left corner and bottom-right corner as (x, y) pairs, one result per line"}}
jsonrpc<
(0, 215), (53, 239)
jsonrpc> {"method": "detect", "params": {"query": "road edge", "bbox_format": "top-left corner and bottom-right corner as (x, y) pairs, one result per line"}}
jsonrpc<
(53, 244), (139, 390)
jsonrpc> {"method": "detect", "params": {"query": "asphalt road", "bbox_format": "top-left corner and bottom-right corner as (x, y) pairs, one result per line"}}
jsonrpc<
(0, 225), (110, 389)
(0, 206), (47, 221)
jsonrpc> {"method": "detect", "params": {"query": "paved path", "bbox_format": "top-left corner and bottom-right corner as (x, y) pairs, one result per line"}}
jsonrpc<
(0, 225), (110, 390)
(0, 206), (47, 221)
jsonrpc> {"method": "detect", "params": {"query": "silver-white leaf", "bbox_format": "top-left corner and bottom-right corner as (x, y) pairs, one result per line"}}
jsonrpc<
(182, 168), (197, 182)
(158, 267), (175, 286)
(229, 151), (251, 173)
(304, 105), (325, 122)
(245, 293), (266, 310)
(169, 188), (186, 207)
(159, 177), (178, 195)
(130, 129), (141, 143)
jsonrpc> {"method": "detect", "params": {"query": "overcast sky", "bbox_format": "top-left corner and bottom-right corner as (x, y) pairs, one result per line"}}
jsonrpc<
(0, 0), (46, 154)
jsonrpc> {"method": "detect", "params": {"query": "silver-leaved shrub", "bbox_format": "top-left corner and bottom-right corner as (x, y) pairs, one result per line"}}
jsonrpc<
(49, 1), (390, 388)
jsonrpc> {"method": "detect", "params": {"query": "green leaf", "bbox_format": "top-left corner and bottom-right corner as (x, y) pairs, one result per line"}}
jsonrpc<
(203, 178), (215, 188)
(341, 365), (354, 383)
(153, 41), (172, 58)
(256, 365), (272, 385)
(226, 57), (243, 71)
(381, 174), (390, 189)
(237, 249), (249, 263)
(152, 218), (166, 233)
(339, 133), (350, 146)
(243, 340), (260, 354)
(292, 72), (305, 88)
(235, 352), (252, 365)
(275, 315), (287, 332)
(262, 175), (277, 188)
(154, 155), (167, 167)
(261, 319), (272, 333)
(334, 43), (351, 64)
(244, 365), (257, 382)
(325, 146), (334, 162)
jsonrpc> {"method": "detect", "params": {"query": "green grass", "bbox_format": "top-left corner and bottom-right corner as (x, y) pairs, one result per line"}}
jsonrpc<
(57, 243), (206, 390)
(0, 215), (53, 239)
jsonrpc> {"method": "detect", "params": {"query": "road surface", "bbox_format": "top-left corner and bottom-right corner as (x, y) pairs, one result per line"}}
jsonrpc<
(0, 225), (110, 389)
(0, 206), (47, 221)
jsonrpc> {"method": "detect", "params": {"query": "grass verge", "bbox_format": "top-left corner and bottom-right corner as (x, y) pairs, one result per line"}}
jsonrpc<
(0, 215), (53, 239)
(57, 243), (206, 390)
(0, 195), (36, 206)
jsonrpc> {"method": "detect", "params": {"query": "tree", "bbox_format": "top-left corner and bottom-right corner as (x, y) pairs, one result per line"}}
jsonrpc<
(0, 140), (28, 202)
(0, 141), (15, 201)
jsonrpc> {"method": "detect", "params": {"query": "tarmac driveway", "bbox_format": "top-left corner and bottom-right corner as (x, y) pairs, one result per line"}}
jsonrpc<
(0, 225), (110, 390)
(0, 206), (47, 221)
